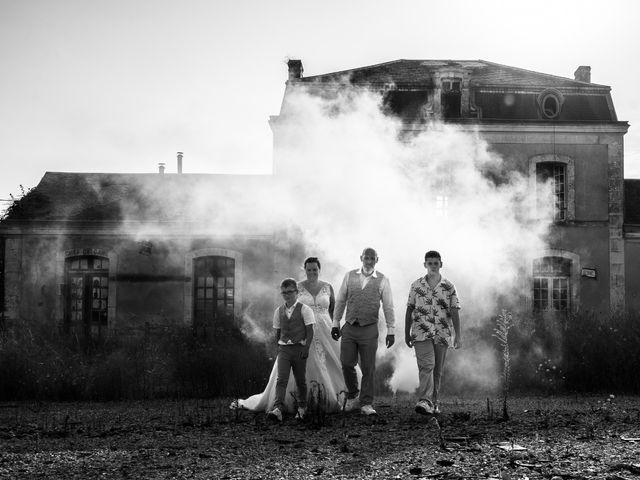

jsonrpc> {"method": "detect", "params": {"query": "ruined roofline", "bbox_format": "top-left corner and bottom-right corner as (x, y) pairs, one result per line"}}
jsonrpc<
(298, 58), (610, 89)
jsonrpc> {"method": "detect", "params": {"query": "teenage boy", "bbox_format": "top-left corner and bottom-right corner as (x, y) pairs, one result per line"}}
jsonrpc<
(267, 278), (315, 422)
(405, 251), (461, 415)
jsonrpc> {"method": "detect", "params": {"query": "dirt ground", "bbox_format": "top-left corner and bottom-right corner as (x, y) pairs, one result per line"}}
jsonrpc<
(0, 395), (639, 479)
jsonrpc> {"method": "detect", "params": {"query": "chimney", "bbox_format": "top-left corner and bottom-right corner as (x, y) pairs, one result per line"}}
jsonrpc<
(177, 151), (183, 174)
(574, 65), (591, 83)
(287, 59), (303, 81)
(158, 163), (165, 174)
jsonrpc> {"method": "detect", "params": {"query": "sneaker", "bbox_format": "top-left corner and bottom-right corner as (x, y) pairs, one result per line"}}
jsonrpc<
(360, 404), (377, 416)
(415, 400), (434, 415)
(295, 407), (306, 420)
(343, 397), (360, 413)
(266, 407), (283, 422)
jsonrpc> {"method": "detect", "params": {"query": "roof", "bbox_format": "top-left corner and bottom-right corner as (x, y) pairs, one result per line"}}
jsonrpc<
(1, 172), (274, 225)
(284, 59), (617, 122)
(299, 59), (610, 89)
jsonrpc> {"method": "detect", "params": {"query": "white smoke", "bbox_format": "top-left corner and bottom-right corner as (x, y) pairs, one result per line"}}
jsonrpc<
(272, 86), (553, 393)
(101, 83), (553, 395)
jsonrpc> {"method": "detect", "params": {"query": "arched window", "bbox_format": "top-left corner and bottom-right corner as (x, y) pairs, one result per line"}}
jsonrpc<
(193, 256), (235, 334)
(533, 256), (571, 312)
(65, 255), (109, 337)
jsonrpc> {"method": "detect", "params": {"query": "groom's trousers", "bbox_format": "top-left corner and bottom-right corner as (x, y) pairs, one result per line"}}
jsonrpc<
(340, 322), (379, 406)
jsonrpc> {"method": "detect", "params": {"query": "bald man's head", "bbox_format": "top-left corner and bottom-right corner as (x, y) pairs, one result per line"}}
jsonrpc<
(360, 247), (379, 273)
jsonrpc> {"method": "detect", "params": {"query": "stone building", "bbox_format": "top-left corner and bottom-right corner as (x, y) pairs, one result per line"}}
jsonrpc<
(271, 59), (634, 317)
(0, 59), (637, 338)
(0, 168), (299, 337)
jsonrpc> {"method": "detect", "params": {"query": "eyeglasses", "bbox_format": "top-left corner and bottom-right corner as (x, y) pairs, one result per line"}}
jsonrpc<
(281, 290), (298, 295)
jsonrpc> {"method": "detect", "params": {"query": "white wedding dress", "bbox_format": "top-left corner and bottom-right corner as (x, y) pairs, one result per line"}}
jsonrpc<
(237, 283), (346, 413)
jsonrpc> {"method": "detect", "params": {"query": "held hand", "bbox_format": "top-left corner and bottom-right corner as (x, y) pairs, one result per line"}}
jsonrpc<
(331, 327), (341, 341)
(405, 335), (414, 348)
(386, 334), (395, 348)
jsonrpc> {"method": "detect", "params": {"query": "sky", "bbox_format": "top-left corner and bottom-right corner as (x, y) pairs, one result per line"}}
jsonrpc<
(1, 0), (640, 211)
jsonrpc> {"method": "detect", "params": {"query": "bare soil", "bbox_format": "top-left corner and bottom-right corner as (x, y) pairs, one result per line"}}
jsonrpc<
(1, 395), (639, 479)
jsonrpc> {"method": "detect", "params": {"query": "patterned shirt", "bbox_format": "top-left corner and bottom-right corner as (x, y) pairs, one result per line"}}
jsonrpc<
(407, 276), (461, 346)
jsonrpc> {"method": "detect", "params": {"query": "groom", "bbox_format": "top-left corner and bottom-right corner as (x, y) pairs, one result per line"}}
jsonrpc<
(331, 247), (395, 415)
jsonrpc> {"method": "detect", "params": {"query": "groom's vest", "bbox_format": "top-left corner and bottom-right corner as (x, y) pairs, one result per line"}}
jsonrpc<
(345, 270), (384, 326)
(279, 303), (307, 344)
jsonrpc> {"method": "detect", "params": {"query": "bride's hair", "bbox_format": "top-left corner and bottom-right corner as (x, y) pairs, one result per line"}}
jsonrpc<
(304, 257), (321, 269)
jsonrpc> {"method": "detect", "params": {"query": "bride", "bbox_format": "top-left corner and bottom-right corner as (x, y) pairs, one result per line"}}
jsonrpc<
(232, 257), (346, 413)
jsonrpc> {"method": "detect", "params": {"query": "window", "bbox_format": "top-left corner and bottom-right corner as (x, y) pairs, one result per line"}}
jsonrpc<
(536, 162), (567, 221)
(441, 79), (462, 119)
(436, 195), (449, 217)
(537, 89), (563, 119)
(65, 255), (109, 337)
(542, 95), (559, 118)
(193, 256), (235, 334)
(533, 256), (571, 312)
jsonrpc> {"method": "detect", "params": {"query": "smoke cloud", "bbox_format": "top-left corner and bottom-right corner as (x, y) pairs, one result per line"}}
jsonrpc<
(271, 86), (553, 393)
(75, 83), (554, 395)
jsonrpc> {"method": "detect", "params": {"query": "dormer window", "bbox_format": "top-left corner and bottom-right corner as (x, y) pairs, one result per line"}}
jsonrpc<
(442, 79), (461, 92)
(538, 89), (564, 119)
(441, 78), (462, 119)
(542, 95), (559, 117)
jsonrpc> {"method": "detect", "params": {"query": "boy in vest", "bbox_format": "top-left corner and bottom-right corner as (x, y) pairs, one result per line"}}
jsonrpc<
(331, 247), (396, 416)
(405, 250), (461, 415)
(267, 278), (315, 422)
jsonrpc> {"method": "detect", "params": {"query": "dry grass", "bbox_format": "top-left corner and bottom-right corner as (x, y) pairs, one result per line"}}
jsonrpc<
(1, 394), (639, 479)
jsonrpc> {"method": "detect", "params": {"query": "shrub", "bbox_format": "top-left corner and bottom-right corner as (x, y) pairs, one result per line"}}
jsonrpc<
(0, 323), (86, 400)
(563, 309), (640, 393)
(3, 308), (639, 401)
(169, 329), (273, 398)
(0, 320), (272, 401)
(445, 308), (640, 396)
